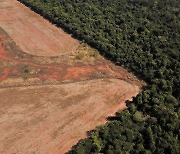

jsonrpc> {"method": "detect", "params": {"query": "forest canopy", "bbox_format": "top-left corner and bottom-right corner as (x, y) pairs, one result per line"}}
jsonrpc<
(18, 0), (180, 153)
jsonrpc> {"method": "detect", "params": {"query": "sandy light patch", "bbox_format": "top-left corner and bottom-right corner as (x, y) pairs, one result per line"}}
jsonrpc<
(0, 0), (80, 57)
(0, 79), (141, 154)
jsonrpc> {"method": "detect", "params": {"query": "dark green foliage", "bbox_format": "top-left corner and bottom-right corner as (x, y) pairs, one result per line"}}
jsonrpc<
(18, 0), (180, 153)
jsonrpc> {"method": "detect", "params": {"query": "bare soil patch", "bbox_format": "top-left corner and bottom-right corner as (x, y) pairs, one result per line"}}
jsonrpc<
(0, 27), (142, 88)
(0, 0), (79, 57)
(0, 79), (140, 154)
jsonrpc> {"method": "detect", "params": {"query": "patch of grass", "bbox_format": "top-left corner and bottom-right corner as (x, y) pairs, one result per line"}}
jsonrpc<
(76, 52), (85, 60)
(89, 50), (99, 58)
(77, 43), (99, 59)
(23, 73), (29, 80)
(24, 66), (32, 74)
(134, 111), (149, 122)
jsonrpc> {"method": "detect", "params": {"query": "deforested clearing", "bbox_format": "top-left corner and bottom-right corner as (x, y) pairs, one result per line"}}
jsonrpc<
(0, 0), (79, 57)
(0, 0), (145, 153)
(0, 79), (141, 153)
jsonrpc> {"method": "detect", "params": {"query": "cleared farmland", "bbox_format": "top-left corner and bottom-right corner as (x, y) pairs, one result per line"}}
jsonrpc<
(0, 79), (141, 153)
(0, 0), (144, 153)
(0, 0), (79, 57)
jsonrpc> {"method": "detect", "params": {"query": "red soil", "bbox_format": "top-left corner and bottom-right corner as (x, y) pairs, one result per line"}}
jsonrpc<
(0, 68), (11, 81)
(0, 31), (129, 85)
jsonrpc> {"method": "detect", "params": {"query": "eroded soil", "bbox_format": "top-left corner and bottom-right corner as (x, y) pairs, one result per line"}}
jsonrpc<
(0, 0), (145, 153)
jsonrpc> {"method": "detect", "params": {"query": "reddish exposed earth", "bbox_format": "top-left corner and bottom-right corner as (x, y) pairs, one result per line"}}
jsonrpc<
(0, 0), (145, 153)
(0, 27), (141, 87)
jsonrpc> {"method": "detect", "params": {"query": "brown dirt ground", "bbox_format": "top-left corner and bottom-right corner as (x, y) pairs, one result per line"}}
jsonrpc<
(0, 0), (145, 153)
(0, 27), (142, 88)
(0, 79), (140, 154)
(0, 0), (79, 57)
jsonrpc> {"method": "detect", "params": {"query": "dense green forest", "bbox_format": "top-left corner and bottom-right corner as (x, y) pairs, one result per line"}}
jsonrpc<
(18, 0), (179, 153)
